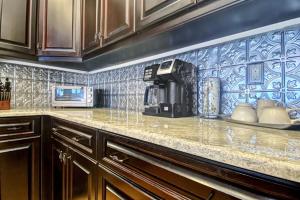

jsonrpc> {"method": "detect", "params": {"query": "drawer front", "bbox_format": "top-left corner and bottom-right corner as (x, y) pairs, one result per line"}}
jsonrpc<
(101, 133), (266, 200)
(51, 118), (97, 159)
(0, 116), (41, 139)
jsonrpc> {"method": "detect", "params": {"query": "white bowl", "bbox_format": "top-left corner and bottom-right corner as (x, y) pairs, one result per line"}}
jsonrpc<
(259, 107), (291, 124)
(231, 103), (258, 123)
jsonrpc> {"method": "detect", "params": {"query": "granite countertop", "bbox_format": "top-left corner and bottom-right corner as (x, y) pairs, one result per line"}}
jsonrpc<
(0, 108), (299, 183)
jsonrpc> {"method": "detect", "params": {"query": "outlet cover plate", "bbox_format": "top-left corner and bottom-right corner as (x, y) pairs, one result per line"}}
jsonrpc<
(247, 62), (264, 85)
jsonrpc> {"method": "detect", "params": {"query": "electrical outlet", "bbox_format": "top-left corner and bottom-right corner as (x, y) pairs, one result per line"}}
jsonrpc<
(247, 62), (264, 85)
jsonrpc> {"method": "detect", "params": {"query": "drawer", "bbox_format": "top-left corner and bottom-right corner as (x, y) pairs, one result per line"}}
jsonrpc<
(51, 118), (97, 159)
(102, 135), (265, 200)
(0, 116), (41, 139)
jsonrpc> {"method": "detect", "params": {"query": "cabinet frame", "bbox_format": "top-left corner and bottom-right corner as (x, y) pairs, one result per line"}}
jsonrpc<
(0, 0), (37, 55)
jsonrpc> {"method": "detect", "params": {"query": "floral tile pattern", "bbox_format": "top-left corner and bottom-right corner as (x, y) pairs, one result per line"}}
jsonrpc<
(249, 31), (282, 62)
(2, 24), (300, 115)
(285, 27), (300, 57)
(219, 39), (247, 67)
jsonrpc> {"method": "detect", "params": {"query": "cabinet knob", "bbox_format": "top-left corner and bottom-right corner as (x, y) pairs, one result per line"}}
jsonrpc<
(59, 151), (63, 162)
(109, 153), (129, 163)
(62, 153), (67, 165)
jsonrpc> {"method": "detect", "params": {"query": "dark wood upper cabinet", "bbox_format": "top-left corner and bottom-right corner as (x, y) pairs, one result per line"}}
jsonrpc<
(38, 0), (82, 57)
(0, 0), (37, 55)
(136, 0), (196, 30)
(101, 0), (134, 45)
(82, 0), (102, 54)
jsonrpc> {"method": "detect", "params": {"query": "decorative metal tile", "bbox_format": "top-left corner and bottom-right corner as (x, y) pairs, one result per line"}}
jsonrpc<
(119, 95), (127, 110)
(88, 73), (98, 86)
(110, 69), (120, 82)
(75, 73), (88, 85)
(137, 94), (144, 112)
(128, 95), (137, 111)
(127, 66), (138, 80)
(285, 57), (300, 90)
(128, 80), (137, 95)
(175, 50), (197, 65)
(111, 82), (119, 95)
(285, 91), (300, 118)
(197, 46), (219, 70)
(119, 81), (127, 95)
(64, 72), (76, 84)
(249, 31), (282, 62)
(219, 39), (246, 67)
(33, 93), (49, 108)
(33, 81), (48, 94)
(16, 93), (32, 108)
(220, 92), (247, 115)
(49, 70), (63, 83)
(15, 79), (32, 94)
(248, 91), (284, 106)
(136, 64), (145, 79)
(219, 65), (246, 92)
(285, 27), (300, 57)
(15, 66), (32, 80)
(111, 95), (118, 109)
(103, 71), (111, 83)
(0, 63), (15, 78)
(248, 60), (283, 91)
(33, 68), (48, 81)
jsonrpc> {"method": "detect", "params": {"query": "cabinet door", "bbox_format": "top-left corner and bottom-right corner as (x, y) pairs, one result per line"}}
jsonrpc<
(50, 138), (68, 200)
(102, 0), (134, 45)
(136, 0), (196, 29)
(98, 164), (156, 200)
(38, 0), (82, 57)
(67, 148), (97, 200)
(0, 137), (40, 200)
(82, 0), (101, 54)
(0, 0), (37, 54)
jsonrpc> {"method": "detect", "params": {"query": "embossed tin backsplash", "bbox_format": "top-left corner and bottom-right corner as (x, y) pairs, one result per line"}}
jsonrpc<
(1, 24), (300, 114)
(0, 63), (88, 108)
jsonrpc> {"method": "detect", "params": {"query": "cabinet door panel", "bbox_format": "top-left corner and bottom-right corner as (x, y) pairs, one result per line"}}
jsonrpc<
(0, 0), (36, 54)
(46, 0), (73, 48)
(39, 0), (81, 56)
(136, 0), (196, 29)
(82, 0), (101, 53)
(0, 138), (40, 200)
(68, 149), (97, 200)
(102, 0), (134, 45)
(51, 139), (68, 200)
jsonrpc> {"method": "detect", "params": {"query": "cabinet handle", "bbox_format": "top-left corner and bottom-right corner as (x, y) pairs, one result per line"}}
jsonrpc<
(109, 153), (129, 163)
(63, 153), (67, 165)
(59, 151), (63, 162)
(52, 128), (58, 132)
(6, 126), (22, 131)
(206, 191), (215, 200)
(71, 136), (85, 142)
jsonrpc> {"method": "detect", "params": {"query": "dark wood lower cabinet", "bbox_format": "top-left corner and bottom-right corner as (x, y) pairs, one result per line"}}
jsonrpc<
(98, 163), (157, 200)
(0, 137), (40, 200)
(68, 148), (97, 200)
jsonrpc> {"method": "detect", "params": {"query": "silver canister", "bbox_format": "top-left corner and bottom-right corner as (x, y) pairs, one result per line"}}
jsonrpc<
(202, 77), (220, 118)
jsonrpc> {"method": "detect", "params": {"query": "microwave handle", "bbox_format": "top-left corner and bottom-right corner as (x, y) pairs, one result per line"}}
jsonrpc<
(144, 86), (151, 106)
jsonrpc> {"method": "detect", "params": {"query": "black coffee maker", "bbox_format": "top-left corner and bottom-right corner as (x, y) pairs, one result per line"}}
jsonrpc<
(143, 59), (194, 118)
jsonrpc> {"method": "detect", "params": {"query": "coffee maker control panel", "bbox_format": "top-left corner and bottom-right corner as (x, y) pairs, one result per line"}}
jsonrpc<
(157, 60), (175, 75)
(143, 64), (160, 81)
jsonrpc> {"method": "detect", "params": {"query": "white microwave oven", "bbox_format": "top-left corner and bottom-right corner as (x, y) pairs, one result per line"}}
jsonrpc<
(51, 86), (94, 107)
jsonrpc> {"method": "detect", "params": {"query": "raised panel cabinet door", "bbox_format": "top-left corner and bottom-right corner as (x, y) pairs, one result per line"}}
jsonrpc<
(0, 0), (37, 54)
(102, 0), (134, 45)
(82, 0), (101, 53)
(38, 0), (82, 56)
(67, 149), (97, 200)
(136, 0), (196, 29)
(0, 138), (40, 200)
(50, 139), (68, 200)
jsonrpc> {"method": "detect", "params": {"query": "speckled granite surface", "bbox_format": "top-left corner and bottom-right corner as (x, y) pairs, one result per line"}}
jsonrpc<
(0, 108), (300, 183)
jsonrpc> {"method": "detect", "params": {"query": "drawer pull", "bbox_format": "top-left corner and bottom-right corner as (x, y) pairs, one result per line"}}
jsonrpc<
(71, 136), (85, 142)
(207, 191), (215, 200)
(59, 151), (63, 162)
(6, 126), (22, 131)
(109, 154), (129, 163)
